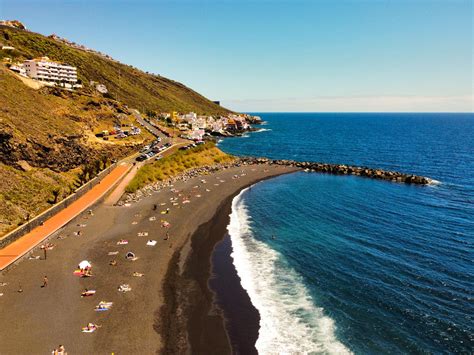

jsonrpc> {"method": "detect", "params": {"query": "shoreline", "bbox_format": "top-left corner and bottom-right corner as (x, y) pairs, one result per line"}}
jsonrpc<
(158, 172), (295, 354)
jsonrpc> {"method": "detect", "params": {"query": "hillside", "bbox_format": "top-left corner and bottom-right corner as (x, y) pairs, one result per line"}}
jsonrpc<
(0, 23), (233, 236)
(0, 65), (147, 235)
(0, 25), (230, 115)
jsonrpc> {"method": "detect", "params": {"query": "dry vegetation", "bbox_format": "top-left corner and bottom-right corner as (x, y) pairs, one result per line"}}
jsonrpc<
(126, 143), (234, 193)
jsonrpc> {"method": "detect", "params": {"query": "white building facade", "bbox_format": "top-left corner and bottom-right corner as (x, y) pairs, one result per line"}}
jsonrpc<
(23, 57), (79, 88)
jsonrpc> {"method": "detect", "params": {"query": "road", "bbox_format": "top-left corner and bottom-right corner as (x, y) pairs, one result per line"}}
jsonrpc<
(132, 109), (168, 140)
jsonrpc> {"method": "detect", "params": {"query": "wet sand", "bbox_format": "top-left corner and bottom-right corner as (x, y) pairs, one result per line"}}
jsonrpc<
(0, 163), (297, 354)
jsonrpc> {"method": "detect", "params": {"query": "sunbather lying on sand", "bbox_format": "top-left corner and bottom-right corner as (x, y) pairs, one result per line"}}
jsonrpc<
(118, 284), (132, 292)
(82, 323), (99, 333)
(95, 301), (113, 311)
(81, 289), (96, 297)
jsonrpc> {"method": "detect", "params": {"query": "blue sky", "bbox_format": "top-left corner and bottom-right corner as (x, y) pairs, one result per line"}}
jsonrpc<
(1, 0), (472, 112)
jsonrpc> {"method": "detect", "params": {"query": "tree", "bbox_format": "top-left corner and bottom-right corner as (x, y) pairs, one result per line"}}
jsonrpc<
(48, 187), (61, 204)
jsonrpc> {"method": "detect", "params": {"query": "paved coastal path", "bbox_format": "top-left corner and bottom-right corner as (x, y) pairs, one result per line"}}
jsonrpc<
(0, 163), (131, 271)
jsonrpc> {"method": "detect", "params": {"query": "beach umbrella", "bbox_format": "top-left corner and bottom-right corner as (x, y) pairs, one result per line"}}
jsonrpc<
(78, 260), (92, 269)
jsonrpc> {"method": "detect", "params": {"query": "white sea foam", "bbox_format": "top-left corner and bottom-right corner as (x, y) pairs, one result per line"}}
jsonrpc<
(228, 188), (352, 354)
(427, 178), (441, 186)
(255, 128), (272, 133)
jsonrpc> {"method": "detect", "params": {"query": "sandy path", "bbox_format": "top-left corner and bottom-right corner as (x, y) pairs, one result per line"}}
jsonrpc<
(0, 163), (297, 354)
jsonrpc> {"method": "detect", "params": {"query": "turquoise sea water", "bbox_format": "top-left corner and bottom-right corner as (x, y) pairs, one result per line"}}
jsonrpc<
(218, 113), (473, 354)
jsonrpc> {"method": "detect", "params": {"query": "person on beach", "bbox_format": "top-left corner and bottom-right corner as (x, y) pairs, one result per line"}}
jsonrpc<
(153, 204), (157, 210)
(164, 232), (169, 240)
(52, 344), (66, 355)
(42, 276), (48, 288)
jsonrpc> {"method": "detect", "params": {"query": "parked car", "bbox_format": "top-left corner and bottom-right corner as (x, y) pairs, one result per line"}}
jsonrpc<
(136, 154), (147, 162)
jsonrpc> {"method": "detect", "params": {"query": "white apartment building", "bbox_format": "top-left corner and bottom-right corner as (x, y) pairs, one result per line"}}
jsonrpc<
(23, 56), (79, 88)
(9, 63), (27, 77)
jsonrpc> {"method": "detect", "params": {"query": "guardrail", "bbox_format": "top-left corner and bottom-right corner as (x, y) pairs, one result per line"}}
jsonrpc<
(0, 163), (117, 249)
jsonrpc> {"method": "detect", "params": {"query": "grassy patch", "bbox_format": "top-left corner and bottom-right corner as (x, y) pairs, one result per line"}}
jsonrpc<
(126, 143), (234, 193)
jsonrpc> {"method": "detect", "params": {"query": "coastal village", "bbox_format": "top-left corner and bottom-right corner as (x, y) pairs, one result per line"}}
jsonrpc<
(1, 20), (262, 144)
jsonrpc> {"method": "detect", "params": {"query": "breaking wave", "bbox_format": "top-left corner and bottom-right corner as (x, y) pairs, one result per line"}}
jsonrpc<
(228, 188), (352, 354)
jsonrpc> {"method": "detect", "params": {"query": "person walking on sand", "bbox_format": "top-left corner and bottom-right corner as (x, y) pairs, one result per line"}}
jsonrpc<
(42, 276), (48, 288)
(164, 232), (169, 241)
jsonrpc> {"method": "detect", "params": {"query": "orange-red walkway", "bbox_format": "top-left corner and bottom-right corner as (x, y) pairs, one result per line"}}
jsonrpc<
(0, 163), (130, 270)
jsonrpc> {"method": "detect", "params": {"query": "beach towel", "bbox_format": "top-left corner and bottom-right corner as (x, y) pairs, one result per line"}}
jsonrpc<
(131, 221), (138, 225)
(118, 284), (131, 292)
(133, 272), (144, 277)
(117, 240), (128, 245)
(81, 326), (98, 333)
(95, 301), (113, 311)
(146, 240), (157, 246)
(108, 251), (119, 256)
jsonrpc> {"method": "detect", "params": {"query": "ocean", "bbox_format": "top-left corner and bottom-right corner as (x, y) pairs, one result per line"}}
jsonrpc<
(214, 113), (473, 354)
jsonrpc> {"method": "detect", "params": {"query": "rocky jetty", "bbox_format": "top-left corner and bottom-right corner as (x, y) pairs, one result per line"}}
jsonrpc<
(122, 157), (432, 204)
(240, 157), (432, 185)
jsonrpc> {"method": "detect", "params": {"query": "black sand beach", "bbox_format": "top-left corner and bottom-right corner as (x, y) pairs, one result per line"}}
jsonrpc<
(0, 163), (298, 354)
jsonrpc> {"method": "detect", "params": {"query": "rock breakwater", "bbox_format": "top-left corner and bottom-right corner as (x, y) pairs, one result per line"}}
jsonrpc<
(241, 157), (432, 185)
